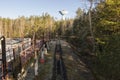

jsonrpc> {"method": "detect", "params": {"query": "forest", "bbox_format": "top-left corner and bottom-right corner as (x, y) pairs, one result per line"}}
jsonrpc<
(0, 0), (120, 80)
(65, 0), (120, 80)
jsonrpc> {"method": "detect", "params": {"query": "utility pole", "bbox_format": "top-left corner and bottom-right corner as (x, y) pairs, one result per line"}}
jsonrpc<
(32, 28), (38, 77)
(34, 32), (38, 78)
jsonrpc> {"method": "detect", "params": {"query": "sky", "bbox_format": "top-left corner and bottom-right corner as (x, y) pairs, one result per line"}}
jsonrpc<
(0, 0), (90, 19)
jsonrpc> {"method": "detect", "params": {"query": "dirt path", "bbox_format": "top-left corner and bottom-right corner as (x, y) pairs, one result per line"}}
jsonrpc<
(60, 40), (94, 80)
(36, 40), (56, 80)
(22, 40), (95, 80)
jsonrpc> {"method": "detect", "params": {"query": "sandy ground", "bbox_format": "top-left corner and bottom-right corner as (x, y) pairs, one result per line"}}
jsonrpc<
(22, 40), (95, 80)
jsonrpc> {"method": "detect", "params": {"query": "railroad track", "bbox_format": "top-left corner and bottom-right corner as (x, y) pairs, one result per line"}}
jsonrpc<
(51, 40), (67, 80)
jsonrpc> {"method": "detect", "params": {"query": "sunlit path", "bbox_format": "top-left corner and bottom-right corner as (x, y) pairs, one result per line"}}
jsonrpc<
(0, 0), (120, 80)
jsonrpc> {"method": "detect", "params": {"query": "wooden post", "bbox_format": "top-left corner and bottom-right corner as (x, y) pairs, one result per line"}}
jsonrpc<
(34, 50), (38, 77)
(0, 36), (7, 79)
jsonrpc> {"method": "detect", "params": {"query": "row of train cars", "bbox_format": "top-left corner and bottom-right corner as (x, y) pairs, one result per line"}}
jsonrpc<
(0, 38), (44, 79)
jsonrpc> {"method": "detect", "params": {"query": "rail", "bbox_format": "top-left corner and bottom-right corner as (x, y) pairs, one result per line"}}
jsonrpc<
(51, 39), (67, 80)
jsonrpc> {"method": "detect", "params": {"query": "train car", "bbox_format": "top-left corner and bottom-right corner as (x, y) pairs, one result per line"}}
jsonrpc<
(0, 38), (33, 79)
(0, 38), (44, 79)
(7, 38), (32, 78)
